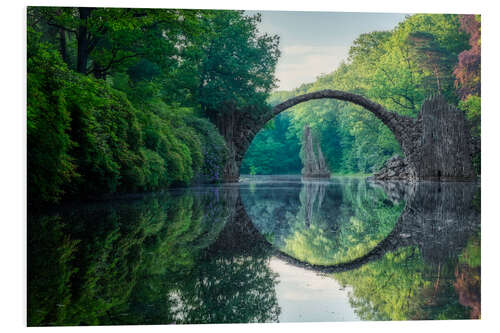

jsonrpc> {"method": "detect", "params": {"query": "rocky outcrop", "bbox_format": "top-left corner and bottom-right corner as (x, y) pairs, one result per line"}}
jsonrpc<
(301, 126), (330, 178)
(369, 155), (413, 181)
(413, 96), (475, 181)
(316, 142), (329, 174)
(370, 95), (476, 181)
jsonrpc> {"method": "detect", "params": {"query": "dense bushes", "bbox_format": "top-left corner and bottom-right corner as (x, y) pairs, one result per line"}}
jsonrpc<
(28, 38), (78, 204)
(28, 31), (228, 205)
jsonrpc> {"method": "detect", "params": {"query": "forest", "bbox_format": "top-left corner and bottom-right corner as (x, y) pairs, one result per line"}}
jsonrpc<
(27, 7), (279, 205)
(27, 8), (480, 206)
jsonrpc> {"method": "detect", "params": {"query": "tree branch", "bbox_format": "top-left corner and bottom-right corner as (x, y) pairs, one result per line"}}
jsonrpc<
(46, 21), (78, 35)
(88, 49), (145, 75)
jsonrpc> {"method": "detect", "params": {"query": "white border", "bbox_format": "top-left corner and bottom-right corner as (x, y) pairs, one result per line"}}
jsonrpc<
(2, 0), (499, 332)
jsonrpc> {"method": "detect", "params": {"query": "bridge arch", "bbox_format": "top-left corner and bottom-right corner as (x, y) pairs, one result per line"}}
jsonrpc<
(269, 90), (413, 142)
(270, 219), (407, 274)
(227, 89), (418, 181)
(223, 90), (474, 182)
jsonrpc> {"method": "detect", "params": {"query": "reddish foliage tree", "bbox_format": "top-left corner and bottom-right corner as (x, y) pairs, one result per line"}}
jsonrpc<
(454, 265), (481, 319)
(453, 15), (481, 99)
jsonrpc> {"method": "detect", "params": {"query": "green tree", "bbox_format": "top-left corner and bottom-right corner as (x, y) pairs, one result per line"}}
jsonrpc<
(195, 11), (280, 121)
(29, 8), (259, 204)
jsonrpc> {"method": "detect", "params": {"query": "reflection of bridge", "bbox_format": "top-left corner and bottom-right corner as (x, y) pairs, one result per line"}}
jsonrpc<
(211, 181), (480, 274)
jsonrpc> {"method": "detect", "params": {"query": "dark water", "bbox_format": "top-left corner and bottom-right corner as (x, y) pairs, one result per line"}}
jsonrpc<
(27, 176), (481, 326)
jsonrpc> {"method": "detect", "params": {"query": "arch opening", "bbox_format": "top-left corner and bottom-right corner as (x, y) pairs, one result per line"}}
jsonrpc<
(230, 90), (416, 181)
(240, 112), (302, 176)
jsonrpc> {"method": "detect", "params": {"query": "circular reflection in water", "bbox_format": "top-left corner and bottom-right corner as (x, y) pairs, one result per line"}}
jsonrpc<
(239, 175), (405, 266)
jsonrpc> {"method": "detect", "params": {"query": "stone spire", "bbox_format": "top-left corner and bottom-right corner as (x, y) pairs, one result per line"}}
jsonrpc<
(301, 125), (331, 178)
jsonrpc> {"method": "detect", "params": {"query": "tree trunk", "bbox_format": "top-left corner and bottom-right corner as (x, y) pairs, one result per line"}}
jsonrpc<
(76, 8), (92, 74)
(434, 65), (442, 94)
(93, 63), (106, 80)
(209, 110), (241, 182)
(58, 29), (69, 65)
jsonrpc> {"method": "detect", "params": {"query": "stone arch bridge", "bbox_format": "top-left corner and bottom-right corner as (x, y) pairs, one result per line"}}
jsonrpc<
(219, 90), (476, 182)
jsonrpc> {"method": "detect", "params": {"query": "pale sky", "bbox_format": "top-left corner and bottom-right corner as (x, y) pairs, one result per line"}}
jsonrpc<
(246, 11), (408, 91)
(269, 257), (358, 322)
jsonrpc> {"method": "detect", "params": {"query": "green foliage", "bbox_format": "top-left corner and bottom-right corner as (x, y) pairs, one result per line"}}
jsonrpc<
(459, 95), (481, 137)
(27, 215), (80, 325)
(241, 113), (301, 175)
(196, 11), (280, 118)
(27, 191), (222, 325)
(28, 7), (196, 77)
(333, 244), (475, 321)
(335, 247), (429, 320)
(183, 115), (229, 183)
(63, 74), (143, 195)
(281, 180), (404, 265)
(459, 95), (481, 174)
(27, 38), (213, 202)
(244, 178), (404, 265)
(458, 232), (481, 268)
(27, 32), (77, 203)
(241, 177), (480, 321)
(28, 9), (480, 201)
(132, 102), (201, 188)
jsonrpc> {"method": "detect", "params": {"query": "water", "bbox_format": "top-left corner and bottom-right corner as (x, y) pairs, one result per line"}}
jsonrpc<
(27, 175), (481, 326)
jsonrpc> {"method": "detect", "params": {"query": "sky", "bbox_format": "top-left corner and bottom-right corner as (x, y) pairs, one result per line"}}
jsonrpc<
(246, 11), (409, 91)
(269, 257), (358, 322)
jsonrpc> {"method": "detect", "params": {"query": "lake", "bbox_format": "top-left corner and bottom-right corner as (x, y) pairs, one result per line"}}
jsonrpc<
(27, 175), (481, 325)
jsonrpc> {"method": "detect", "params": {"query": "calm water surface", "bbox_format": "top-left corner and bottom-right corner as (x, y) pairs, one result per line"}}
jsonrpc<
(28, 175), (480, 325)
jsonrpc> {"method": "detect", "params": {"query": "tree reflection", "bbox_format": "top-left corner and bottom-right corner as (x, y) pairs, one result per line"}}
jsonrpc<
(454, 231), (481, 319)
(28, 177), (481, 325)
(240, 177), (481, 321)
(331, 182), (481, 320)
(122, 197), (280, 324)
(164, 252), (280, 324)
(241, 177), (405, 265)
(28, 187), (263, 326)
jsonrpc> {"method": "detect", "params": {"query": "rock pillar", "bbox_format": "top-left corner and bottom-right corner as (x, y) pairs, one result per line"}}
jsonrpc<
(301, 126), (331, 178)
